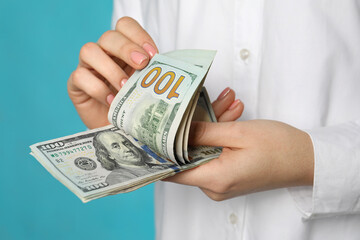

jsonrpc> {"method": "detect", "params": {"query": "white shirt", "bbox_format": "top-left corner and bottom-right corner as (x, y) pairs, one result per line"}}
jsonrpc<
(112, 1), (360, 239)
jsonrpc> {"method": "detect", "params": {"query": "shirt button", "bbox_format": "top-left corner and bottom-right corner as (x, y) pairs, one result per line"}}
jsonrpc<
(229, 213), (238, 225)
(239, 49), (250, 61)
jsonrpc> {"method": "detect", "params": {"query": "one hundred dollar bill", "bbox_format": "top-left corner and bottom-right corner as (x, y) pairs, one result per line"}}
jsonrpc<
(30, 50), (221, 202)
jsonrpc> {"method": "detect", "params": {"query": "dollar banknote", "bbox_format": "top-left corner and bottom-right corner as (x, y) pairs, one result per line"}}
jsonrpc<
(30, 50), (222, 202)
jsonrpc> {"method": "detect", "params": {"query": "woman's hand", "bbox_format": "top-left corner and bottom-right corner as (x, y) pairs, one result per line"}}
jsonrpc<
(166, 120), (314, 201)
(68, 17), (158, 129)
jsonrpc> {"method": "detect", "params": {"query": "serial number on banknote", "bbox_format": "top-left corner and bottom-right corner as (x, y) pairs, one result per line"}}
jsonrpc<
(49, 145), (93, 158)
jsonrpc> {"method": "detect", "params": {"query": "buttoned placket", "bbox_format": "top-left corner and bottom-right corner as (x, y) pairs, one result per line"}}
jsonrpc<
(232, 0), (264, 121)
(228, 0), (265, 239)
(224, 196), (247, 239)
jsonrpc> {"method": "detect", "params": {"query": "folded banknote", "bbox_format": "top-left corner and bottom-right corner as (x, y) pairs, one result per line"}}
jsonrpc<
(30, 50), (221, 202)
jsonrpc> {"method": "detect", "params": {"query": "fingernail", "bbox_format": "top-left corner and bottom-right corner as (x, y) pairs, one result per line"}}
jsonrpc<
(228, 99), (241, 110)
(106, 94), (115, 105)
(217, 87), (231, 100)
(120, 78), (128, 87)
(143, 43), (157, 58)
(131, 51), (148, 65)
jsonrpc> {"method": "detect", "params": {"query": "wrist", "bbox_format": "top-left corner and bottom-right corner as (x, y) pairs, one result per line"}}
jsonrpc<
(297, 130), (315, 186)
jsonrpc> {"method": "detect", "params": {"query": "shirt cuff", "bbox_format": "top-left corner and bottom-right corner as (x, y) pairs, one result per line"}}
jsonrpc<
(289, 120), (360, 219)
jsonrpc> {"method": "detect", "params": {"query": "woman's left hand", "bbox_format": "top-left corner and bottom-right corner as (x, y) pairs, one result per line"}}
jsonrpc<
(165, 88), (314, 201)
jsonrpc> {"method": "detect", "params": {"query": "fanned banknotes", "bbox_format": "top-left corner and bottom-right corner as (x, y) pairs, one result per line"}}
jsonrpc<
(30, 50), (222, 202)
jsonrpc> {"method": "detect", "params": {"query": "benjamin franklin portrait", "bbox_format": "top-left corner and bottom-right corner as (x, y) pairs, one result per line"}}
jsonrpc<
(93, 130), (169, 185)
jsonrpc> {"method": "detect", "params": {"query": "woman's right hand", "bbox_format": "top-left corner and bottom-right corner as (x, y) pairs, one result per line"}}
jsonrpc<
(68, 17), (158, 129)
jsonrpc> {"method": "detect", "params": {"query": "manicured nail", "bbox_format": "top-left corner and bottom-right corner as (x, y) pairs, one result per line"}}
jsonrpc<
(143, 43), (157, 58)
(228, 99), (241, 110)
(130, 51), (148, 65)
(217, 87), (231, 100)
(120, 78), (128, 87)
(106, 94), (115, 105)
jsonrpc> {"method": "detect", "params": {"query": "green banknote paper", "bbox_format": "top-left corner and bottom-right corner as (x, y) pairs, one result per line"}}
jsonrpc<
(30, 50), (222, 202)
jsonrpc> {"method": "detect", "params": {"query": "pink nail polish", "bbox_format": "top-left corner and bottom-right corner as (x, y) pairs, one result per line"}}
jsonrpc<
(217, 87), (231, 100)
(131, 51), (148, 65)
(143, 43), (157, 58)
(228, 99), (241, 110)
(120, 78), (128, 87)
(106, 94), (115, 105)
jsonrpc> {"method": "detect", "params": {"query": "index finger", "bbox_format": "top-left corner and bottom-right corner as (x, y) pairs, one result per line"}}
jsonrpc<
(115, 17), (158, 57)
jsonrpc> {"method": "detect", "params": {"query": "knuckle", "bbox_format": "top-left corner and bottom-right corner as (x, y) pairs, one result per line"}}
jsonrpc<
(71, 68), (86, 84)
(79, 42), (97, 59)
(211, 183), (230, 196)
(206, 192), (226, 202)
(208, 177), (232, 196)
(116, 16), (136, 30)
(98, 30), (115, 45)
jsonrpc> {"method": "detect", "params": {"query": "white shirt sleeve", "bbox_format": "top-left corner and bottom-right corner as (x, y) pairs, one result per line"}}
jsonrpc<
(289, 119), (360, 219)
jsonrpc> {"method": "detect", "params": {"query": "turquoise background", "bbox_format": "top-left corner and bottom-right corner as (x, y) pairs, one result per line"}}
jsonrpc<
(0, 1), (155, 239)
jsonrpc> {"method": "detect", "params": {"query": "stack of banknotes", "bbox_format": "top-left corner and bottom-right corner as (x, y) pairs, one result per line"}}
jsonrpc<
(30, 50), (222, 202)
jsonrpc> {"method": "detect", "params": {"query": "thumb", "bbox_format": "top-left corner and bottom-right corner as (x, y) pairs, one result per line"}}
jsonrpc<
(188, 121), (241, 148)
